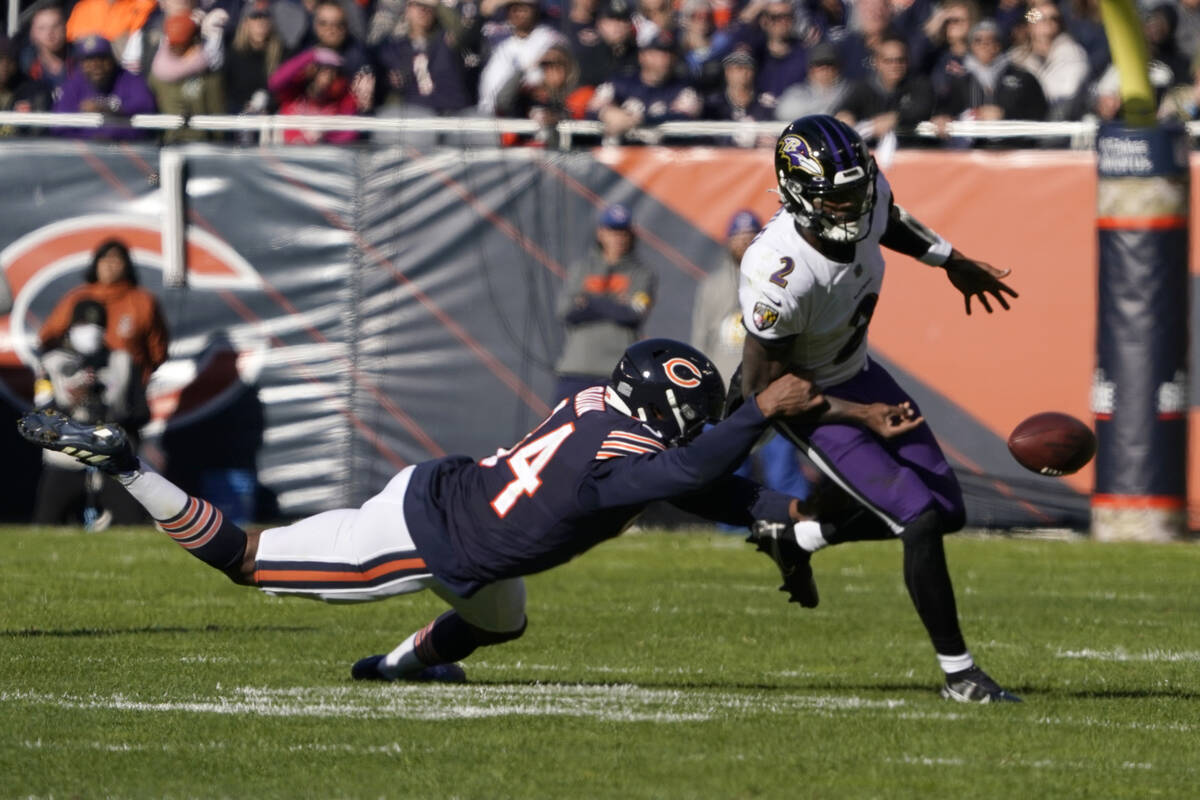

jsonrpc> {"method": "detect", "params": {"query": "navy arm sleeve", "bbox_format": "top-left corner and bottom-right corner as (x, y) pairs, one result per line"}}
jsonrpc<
(580, 399), (773, 510)
(670, 475), (795, 528)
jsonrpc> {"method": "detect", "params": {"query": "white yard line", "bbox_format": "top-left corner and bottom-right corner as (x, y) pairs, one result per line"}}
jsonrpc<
(1055, 648), (1200, 663)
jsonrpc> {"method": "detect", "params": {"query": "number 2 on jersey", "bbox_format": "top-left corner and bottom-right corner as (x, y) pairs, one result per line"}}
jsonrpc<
(770, 256), (795, 288)
(487, 423), (575, 517)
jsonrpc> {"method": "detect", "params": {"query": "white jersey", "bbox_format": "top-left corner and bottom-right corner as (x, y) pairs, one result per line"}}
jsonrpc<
(738, 172), (893, 387)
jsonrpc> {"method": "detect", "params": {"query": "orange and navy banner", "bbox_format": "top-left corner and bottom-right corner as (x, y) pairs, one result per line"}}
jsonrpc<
(0, 142), (1197, 528)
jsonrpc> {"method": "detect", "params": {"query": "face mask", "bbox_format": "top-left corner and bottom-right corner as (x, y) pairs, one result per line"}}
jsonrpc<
(68, 323), (105, 355)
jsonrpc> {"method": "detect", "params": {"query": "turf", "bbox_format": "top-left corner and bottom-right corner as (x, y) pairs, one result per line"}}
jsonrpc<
(1, 525), (1197, 799)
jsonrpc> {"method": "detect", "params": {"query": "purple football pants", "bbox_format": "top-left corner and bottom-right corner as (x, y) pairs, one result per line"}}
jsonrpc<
(776, 358), (965, 533)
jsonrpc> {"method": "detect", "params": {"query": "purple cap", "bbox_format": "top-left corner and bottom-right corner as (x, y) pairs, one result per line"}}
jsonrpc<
(727, 209), (762, 238)
(599, 203), (632, 230)
(76, 35), (113, 59)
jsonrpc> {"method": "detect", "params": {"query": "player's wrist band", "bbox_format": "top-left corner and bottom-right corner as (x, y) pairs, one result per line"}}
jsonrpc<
(919, 236), (953, 266)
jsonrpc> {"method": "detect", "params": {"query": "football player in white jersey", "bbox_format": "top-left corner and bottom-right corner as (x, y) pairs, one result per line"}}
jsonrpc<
(737, 114), (1021, 703)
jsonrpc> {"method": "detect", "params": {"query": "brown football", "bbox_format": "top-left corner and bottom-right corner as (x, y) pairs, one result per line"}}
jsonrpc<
(1007, 412), (1097, 476)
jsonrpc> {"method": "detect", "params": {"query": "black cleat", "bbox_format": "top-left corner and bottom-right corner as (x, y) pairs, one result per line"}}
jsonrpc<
(351, 654), (467, 683)
(17, 409), (138, 474)
(748, 520), (819, 608)
(941, 666), (1022, 703)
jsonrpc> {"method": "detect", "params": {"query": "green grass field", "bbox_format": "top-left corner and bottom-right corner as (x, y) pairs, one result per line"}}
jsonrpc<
(1, 525), (1197, 799)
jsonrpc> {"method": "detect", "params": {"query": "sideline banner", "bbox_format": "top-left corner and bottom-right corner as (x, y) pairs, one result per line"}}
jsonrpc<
(0, 142), (1141, 527)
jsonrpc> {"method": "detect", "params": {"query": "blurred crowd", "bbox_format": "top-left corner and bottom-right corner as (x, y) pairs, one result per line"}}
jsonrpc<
(1, 0), (1199, 145)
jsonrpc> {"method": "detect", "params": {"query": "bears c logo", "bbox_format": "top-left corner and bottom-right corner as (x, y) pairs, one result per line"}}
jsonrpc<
(664, 357), (703, 388)
(0, 214), (266, 433)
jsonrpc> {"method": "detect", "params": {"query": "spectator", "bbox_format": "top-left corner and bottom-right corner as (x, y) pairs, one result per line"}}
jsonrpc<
(1008, 0), (1088, 120)
(21, 4), (73, 94)
(0, 36), (53, 127)
(752, 0), (809, 111)
(1142, 3), (1190, 91)
(587, 33), (702, 142)
(803, 0), (848, 40)
(268, 47), (366, 143)
(572, 0), (639, 87)
(678, 0), (725, 92)
(691, 209), (810, 507)
(32, 299), (147, 528)
(306, 0), (371, 79)
(1063, 0), (1109, 83)
(703, 49), (773, 137)
(52, 35), (158, 140)
(934, 19), (1046, 124)
(477, 0), (563, 115)
(1176, 0), (1200, 62)
(632, 0), (678, 47)
(835, 34), (935, 142)
(691, 209), (758, 381)
(65, 0), (157, 55)
(918, 0), (978, 99)
(774, 39), (848, 118)
(148, 12), (226, 140)
(38, 239), (169, 395)
(836, 0), (900, 80)
(375, 0), (472, 113)
(553, 203), (655, 400)
(224, 0), (285, 115)
(1158, 53), (1200, 122)
(495, 43), (594, 143)
(299, 0), (368, 44)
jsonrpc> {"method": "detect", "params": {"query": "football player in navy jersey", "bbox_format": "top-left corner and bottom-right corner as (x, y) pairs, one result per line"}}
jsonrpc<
(18, 338), (922, 683)
(736, 114), (1022, 703)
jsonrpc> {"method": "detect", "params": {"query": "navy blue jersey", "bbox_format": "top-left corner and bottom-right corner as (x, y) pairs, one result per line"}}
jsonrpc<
(405, 386), (793, 596)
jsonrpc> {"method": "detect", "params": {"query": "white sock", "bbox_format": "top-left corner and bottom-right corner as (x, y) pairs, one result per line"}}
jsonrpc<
(115, 459), (189, 521)
(381, 632), (424, 678)
(938, 651), (975, 675)
(792, 520), (828, 553)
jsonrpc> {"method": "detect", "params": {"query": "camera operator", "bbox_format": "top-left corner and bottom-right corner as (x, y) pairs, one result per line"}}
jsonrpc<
(32, 299), (147, 528)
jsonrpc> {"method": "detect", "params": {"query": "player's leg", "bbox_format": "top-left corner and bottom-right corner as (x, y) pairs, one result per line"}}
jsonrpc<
(353, 577), (528, 682)
(18, 410), (252, 578)
(774, 362), (1018, 701)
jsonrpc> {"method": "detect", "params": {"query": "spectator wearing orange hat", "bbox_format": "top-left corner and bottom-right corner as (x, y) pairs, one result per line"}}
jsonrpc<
(147, 11), (226, 141)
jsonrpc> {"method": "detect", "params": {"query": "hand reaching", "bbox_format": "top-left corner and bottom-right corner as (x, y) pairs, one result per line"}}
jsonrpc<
(944, 253), (1018, 315)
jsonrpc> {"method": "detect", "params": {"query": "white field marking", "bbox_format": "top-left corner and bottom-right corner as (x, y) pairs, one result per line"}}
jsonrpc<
(1055, 648), (1200, 663)
(890, 755), (1158, 772)
(18, 738), (419, 756)
(1029, 589), (1159, 602)
(0, 685), (906, 723)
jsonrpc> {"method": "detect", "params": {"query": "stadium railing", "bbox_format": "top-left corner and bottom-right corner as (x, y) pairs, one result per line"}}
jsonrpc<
(2, 112), (1198, 148)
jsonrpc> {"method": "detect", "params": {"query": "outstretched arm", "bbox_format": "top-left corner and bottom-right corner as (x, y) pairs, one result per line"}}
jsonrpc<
(740, 334), (924, 438)
(879, 199), (1018, 315)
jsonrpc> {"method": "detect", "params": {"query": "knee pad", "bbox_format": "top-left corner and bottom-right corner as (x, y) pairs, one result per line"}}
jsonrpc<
(469, 616), (527, 646)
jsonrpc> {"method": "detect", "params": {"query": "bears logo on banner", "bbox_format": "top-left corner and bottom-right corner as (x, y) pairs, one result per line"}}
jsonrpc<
(0, 214), (266, 433)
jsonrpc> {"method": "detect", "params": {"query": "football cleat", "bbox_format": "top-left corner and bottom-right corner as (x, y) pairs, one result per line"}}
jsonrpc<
(17, 409), (138, 474)
(748, 520), (819, 608)
(940, 666), (1022, 703)
(350, 654), (467, 683)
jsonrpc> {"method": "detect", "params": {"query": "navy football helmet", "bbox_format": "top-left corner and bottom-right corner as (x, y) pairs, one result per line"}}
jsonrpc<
(609, 339), (725, 446)
(775, 115), (878, 242)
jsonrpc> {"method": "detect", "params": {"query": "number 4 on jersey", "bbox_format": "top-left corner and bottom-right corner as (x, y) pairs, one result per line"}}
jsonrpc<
(486, 423), (575, 517)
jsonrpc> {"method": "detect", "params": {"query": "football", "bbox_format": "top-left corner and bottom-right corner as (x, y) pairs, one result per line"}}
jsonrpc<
(1007, 412), (1097, 476)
